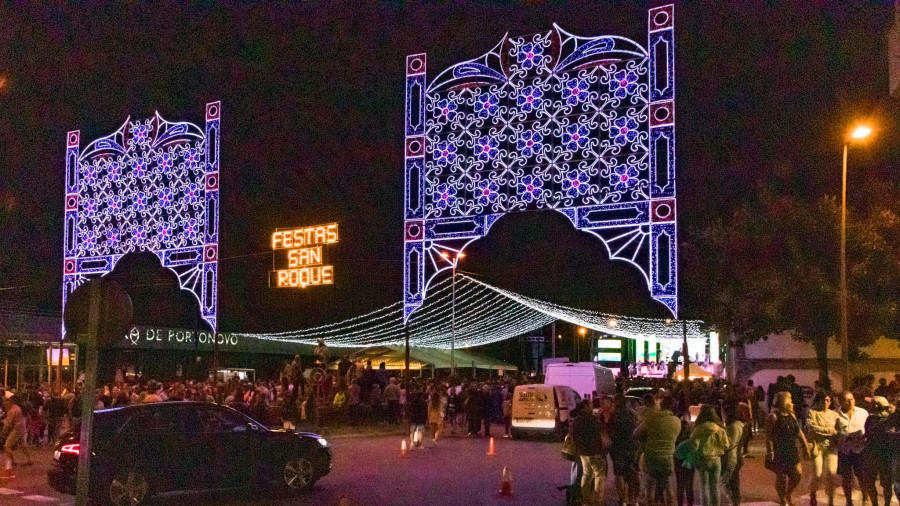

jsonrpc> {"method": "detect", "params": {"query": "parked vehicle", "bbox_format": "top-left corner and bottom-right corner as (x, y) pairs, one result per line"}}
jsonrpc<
(545, 362), (616, 399)
(510, 384), (580, 438)
(47, 402), (331, 506)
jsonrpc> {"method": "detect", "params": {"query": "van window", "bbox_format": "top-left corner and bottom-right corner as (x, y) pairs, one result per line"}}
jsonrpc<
(517, 389), (549, 404)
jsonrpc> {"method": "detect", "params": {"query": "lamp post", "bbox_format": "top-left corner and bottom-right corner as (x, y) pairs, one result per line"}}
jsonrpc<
(441, 251), (464, 377)
(578, 327), (587, 362)
(840, 124), (872, 391)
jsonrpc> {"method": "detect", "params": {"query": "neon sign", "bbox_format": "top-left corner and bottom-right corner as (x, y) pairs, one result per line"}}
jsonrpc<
(271, 223), (338, 288)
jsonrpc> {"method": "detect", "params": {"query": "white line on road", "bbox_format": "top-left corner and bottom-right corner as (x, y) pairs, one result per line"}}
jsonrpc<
(21, 495), (58, 503)
(0, 487), (24, 495)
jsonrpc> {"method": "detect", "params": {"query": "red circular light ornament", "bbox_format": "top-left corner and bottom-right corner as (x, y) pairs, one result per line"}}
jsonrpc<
(654, 11), (669, 27)
(654, 106), (670, 122)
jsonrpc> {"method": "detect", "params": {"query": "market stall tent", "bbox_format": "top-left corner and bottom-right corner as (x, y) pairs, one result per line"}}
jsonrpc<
(330, 346), (517, 373)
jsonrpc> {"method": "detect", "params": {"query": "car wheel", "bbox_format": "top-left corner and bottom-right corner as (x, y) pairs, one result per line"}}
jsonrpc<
(282, 457), (315, 492)
(107, 469), (151, 506)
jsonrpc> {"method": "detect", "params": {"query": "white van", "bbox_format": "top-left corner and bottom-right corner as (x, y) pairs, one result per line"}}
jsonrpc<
(510, 384), (580, 438)
(545, 362), (616, 400)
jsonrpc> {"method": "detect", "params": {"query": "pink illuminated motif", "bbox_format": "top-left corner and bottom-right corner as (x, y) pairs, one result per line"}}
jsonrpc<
(62, 103), (221, 333)
(404, 5), (677, 321)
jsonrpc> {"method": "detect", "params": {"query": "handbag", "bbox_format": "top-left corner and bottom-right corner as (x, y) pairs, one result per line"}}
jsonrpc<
(561, 434), (578, 462)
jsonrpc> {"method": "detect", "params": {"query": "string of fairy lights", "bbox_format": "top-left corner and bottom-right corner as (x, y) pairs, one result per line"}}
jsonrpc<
(239, 275), (705, 349)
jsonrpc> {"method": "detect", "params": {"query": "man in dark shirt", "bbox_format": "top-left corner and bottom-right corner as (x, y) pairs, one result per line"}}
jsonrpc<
(572, 400), (606, 504)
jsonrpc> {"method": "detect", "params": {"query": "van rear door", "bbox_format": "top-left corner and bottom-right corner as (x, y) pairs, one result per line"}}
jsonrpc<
(512, 386), (556, 430)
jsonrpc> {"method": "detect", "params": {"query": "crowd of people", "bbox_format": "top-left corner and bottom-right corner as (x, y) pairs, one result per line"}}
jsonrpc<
(2, 356), (900, 506)
(564, 374), (900, 506)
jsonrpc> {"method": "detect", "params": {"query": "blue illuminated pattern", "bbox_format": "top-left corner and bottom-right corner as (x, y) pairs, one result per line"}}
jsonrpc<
(404, 6), (676, 321)
(62, 102), (221, 333)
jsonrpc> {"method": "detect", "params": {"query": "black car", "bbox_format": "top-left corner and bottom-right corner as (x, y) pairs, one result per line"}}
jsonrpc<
(48, 401), (331, 506)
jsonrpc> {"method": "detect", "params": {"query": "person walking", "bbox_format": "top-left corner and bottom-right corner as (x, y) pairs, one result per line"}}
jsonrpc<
(837, 392), (869, 506)
(571, 400), (607, 505)
(384, 377), (401, 425)
(465, 385), (483, 436)
(635, 395), (681, 506)
(689, 405), (730, 506)
(806, 391), (841, 506)
(766, 391), (811, 506)
(861, 396), (894, 506)
(427, 386), (446, 445)
(408, 386), (429, 450)
(674, 410), (695, 506)
(721, 403), (746, 506)
(1, 396), (31, 479)
(609, 394), (640, 506)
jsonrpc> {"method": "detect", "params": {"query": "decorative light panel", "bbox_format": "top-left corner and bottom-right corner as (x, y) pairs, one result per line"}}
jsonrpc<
(62, 102), (221, 332)
(404, 6), (676, 321)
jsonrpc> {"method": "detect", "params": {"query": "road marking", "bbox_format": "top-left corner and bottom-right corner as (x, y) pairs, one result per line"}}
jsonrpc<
(0, 487), (24, 495)
(22, 495), (58, 503)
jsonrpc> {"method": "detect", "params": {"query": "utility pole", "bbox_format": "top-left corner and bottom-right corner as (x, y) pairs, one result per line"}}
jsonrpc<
(404, 322), (410, 379)
(551, 321), (556, 358)
(682, 319), (690, 382)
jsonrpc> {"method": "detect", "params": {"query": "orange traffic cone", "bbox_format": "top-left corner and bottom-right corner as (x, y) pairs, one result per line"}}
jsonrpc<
(487, 436), (496, 456)
(400, 439), (408, 458)
(498, 466), (512, 497)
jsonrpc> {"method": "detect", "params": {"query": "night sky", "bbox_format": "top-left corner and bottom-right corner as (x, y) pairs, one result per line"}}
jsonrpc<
(1, 2), (898, 336)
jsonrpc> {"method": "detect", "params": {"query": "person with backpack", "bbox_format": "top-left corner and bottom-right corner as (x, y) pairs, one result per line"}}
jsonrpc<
(689, 405), (730, 506)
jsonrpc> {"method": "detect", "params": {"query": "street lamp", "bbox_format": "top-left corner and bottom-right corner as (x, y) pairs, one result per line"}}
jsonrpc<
(578, 327), (587, 362)
(840, 123), (872, 391)
(441, 251), (465, 377)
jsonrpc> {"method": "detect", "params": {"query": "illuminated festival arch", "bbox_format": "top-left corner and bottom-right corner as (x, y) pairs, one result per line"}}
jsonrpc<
(62, 102), (221, 333)
(404, 6), (677, 322)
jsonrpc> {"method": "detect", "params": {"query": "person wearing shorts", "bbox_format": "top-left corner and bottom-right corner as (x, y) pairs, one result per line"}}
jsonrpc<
(2, 396), (31, 478)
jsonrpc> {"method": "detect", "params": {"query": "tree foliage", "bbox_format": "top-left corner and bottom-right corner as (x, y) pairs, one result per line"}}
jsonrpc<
(683, 177), (900, 383)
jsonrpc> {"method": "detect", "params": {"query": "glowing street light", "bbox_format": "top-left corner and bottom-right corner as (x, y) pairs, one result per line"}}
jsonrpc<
(840, 122), (874, 389)
(850, 125), (872, 140)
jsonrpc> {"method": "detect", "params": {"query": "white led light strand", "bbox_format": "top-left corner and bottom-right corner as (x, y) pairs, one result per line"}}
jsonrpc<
(240, 274), (702, 350)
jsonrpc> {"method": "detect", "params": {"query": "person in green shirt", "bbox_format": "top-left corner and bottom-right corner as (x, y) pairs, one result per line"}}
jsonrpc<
(634, 394), (681, 506)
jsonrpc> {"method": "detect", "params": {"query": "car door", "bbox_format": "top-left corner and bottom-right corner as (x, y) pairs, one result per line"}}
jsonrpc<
(171, 404), (212, 491)
(195, 405), (262, 489)
(116, 406), (180, 493)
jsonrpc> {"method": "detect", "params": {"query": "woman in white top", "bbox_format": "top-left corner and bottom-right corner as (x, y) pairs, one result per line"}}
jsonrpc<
(806, 391), (840, 506)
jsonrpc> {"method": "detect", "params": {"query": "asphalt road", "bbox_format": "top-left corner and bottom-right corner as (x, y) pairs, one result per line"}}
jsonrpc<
(2, 430), (897, 505)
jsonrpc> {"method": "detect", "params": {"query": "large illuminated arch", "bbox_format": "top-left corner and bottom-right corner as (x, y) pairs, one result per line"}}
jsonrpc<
(62, 102), (221, 332)
(403, 6), (676, 322)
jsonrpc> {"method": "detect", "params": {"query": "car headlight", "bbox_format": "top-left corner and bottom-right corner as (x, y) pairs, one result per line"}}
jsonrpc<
(317, 438), (329, 448)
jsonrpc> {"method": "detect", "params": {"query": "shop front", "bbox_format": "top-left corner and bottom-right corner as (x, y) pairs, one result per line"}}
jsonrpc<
(108, 326), (314, 382)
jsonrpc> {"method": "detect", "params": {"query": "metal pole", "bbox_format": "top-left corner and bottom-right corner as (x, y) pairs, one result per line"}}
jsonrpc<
(682, 320), (690, 382)
(450, 266), (456, 377)
(75, 282), (101, 506)
(57, 338), (63, 392)
(404, 322), (410, 380)
(551, 321), (556, 358)
(840, 143), (849, 392)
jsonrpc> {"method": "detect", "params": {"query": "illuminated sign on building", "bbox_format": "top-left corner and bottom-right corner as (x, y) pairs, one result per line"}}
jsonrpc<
(271, 223), (338, 288)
